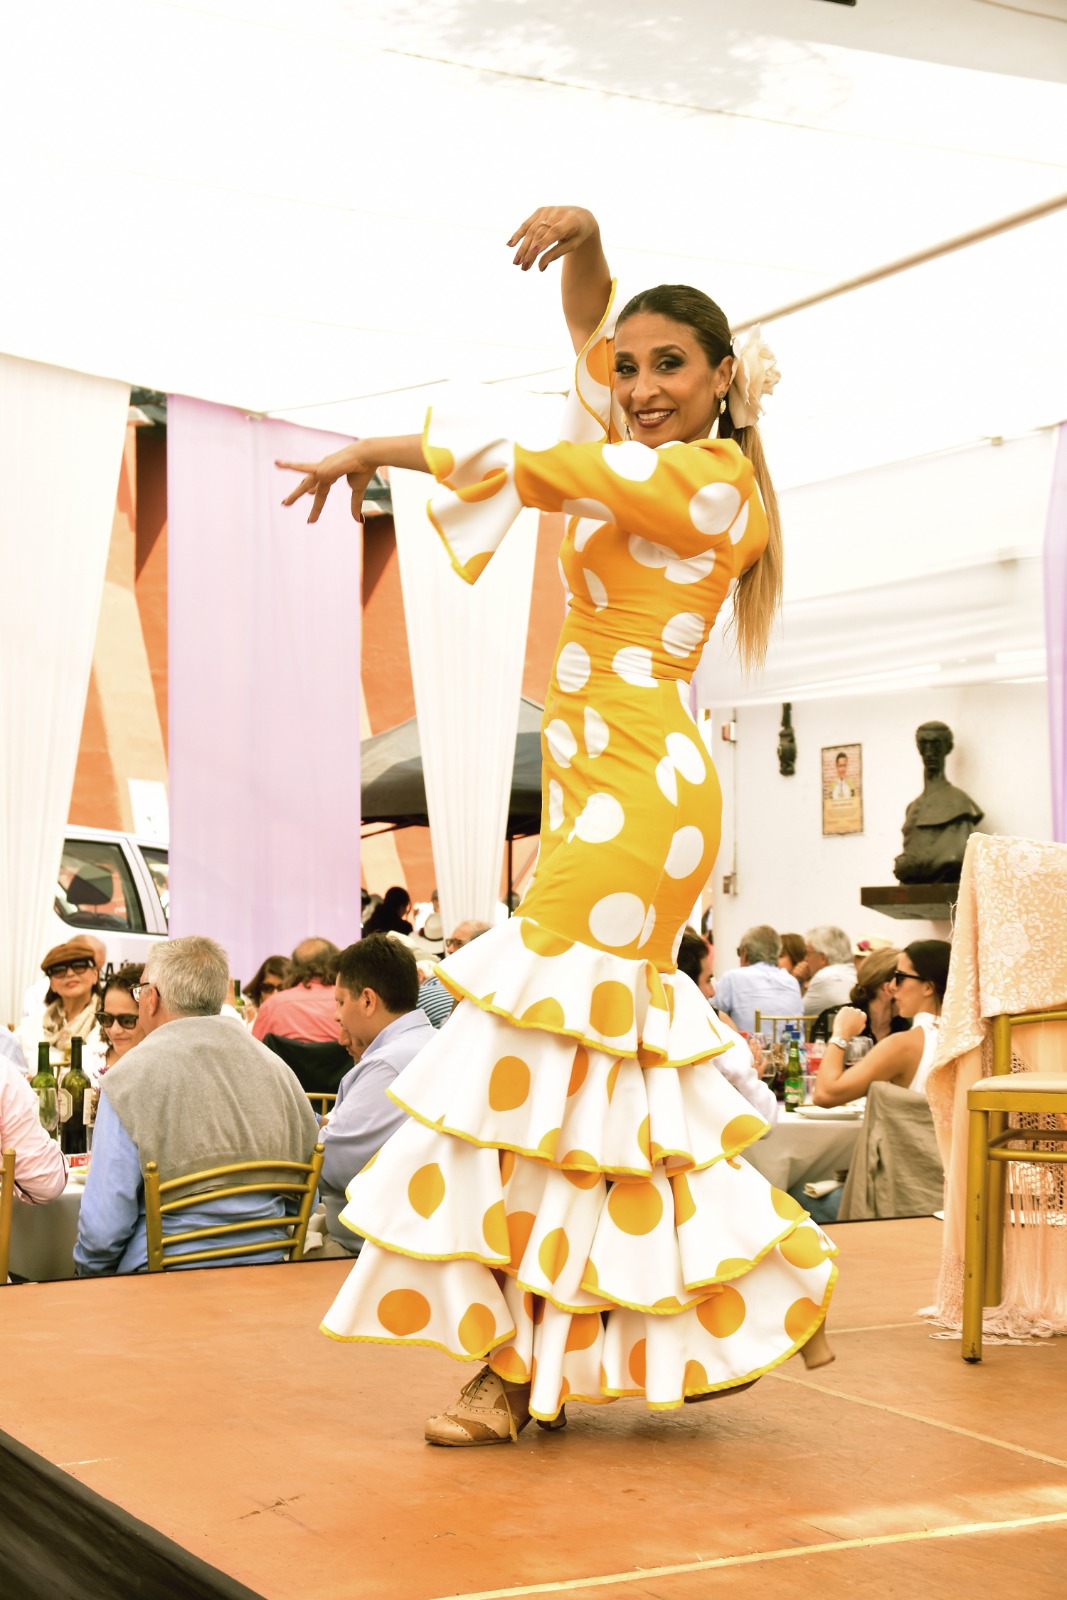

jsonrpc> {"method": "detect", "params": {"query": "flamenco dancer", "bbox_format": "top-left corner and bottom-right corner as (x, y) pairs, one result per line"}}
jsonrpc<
(279, 204), (837, 1446)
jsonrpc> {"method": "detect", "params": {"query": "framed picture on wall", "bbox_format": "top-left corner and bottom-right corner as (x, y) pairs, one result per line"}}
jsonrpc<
(822, 743), (863, 835)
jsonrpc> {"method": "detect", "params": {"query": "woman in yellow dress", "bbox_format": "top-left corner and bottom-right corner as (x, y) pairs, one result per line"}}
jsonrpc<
(278, 204), (836, 1445)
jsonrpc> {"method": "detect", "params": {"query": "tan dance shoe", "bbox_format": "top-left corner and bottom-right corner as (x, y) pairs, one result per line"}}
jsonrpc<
(798, 1323), (835, 1370)
(424, 1366), (568, 1446)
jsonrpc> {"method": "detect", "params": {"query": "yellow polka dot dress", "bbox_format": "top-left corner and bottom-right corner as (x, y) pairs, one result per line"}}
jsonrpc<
(321, 285), (837, 1416)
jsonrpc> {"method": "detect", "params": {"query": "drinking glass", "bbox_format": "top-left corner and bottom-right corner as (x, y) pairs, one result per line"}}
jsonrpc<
(846, 1037), (872, 1066)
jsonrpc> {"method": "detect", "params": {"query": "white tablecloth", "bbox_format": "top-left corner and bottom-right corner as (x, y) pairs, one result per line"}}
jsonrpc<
(9, 1182), (82, 1282)
(743, 1114), (861, 1192)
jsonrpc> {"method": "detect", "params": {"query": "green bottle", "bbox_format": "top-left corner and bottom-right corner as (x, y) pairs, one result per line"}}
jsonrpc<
(784, 1034), (804, 1115)
(60, 1036), (92, 1156)
(30, 1042), (60, 1139)
(232, 977), (246, 1022)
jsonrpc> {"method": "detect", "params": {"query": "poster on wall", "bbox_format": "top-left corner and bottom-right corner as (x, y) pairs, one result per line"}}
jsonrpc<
(822, 743), (863, 835)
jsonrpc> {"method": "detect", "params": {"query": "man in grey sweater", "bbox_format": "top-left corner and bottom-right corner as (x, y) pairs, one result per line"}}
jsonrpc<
(75, 936), (320, 1275)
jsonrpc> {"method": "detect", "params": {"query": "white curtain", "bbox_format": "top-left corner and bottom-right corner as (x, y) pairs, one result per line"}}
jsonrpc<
(0, 355), (130, 1025)
(391, 415), (541, 932)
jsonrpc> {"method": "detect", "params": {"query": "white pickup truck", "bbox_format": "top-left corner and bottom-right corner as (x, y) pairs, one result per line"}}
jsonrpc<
(50, 827), (169, 969)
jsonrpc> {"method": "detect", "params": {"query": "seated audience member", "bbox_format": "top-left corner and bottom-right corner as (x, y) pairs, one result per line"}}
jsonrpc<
(363, 886), (414, 936)
(245, 954), (291, 1021)
(16, 939), (103, 1072)
(417, 889), (444, 949)
(1, 1026), (28, 1075)
(813, 940), (951, 1108)
(252, 937), (341, 1043)
(848, 948), (910, 1044)
(677, 930), (714, 1000)
(801, 926), (856, 1017)
(418, 919), (492, 1028)
(320, 935), (435, 1253)
(97, 963), (146, 1071)
(777, 933), (807, 986)
(74, 936), (319, 1275)
(715, 925), (802, 1036)
(1, 1053), (67, 1205)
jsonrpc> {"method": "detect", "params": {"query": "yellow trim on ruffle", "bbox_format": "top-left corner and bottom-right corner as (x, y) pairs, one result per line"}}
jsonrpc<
(333, 1215), (509, 1270)
(319, 1321), (517, 1361)
(572, 279), (618, 437)
(421, 408), (497, 587)
(432, 973), (733, 1068)
(681, 1216), (839, 1294)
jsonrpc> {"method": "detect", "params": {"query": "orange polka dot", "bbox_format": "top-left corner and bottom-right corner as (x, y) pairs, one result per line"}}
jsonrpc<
(489, 1055), (531, 1112)
(606, 1061), (621, 1101)
(785, 1297), (822, 1343)
(560, 1377), (571, 1399)
(599, 1362), (609, 1391)
(561, 1156), (600, 1188)
(537, 1127), (561, 1160)
(653, 1295), (684, 1312)
(650, 1140), (665, 1163)
(608, 1179), (663, 1236)
(584, 1259), (600, 1293)
(567, 1047), (589, 1097)
(521, 998), (566, 1030)
(565, 1314), (601, 1352)
(720, 1113), (766, 1155)
(359, 1149), (379, 1175)
(456, 473), (506, 505)
(377, 1289), (431, 1337)
(771, 1188), (806, 1223)
(672, 1171), (696, 1226)
(407, 1163), (446, 1219)
(585, 336), (611, 389)
(507, 1210), (536, 1267)
(482, 1201), (510, 1257)
(492, 1345), (529, 1383)
(684, 1359), (709, 1394)
(715, 1257), (752, 1279)
(519, 920), (574, 957)
(458, 1303), (497, 1354)
(462, 551), (493, 581)
(499, 1149), (516, 1185)
(697, 1285), (746, 1339)
(629, 1338), (647, 1386)
(779, 1227), (829, 1270)
(589, 981), (635, 1038)
(523, 1291), (546, 1326)
(538, 1227), (570, 1284)
(636, 1115), (651, 1160)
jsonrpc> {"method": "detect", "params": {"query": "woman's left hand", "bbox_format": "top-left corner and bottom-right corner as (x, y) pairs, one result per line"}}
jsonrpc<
(277, 443), (373, 523)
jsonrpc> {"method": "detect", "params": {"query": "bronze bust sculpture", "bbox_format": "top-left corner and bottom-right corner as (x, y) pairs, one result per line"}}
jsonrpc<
(893, 721), (983, 884)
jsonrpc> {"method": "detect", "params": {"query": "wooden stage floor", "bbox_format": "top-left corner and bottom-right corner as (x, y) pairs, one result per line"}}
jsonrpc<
(3, 1218), (1066, 1600)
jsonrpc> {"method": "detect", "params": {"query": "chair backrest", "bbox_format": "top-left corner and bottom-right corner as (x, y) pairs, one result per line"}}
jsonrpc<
(0, 1147), (15, 1285)
(810, 1004), (846, 1043)
(143, 1143), (325, 1273)
(262, 1034), (351, 1095)
(754, 1012), (811, 1043)
(991, 1009), (1067, 1076)
(306, 1091), (337, 1119)
(838, 1082), (944, 1221)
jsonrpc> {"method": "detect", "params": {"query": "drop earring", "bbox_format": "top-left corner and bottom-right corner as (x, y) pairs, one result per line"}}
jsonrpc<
(718, 393), (727, 415)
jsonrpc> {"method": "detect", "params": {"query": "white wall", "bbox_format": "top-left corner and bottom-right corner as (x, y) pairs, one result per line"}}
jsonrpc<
(707, 679), (1051, 977)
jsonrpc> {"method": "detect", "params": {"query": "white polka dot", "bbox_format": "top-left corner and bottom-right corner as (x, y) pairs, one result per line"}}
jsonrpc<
(672, 927), (684, 962)
(572, 517), (603, 552)
(583, 568), (608, 609)
(677, 679), (691, 708)
(602, 441), (658, 481)
(665, 826), (706, 880)
(556, 641), (590, 694)
(666, 551), (715, 585)
(545, 719), (578, 768)
(666, 732), (705, 784)
(689, 481), (741, 537)
(557, 557), (571, 600)
(662, 613), (706, 658)
(628, 534), (672, 570)
(638, 904), (657, 949)
(585, 706), (609, 758)
(655, 757), (678, 805)
(562, 497), (614, 522)
(573, 793), (625, 844)
(589, 892), (647, 948)
(728, 498), (750, 545)
(613, 646), (656, 688)
(548, 780), (564, 831)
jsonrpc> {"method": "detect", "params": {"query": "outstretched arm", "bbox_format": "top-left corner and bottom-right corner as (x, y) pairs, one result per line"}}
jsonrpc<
(508, 205), (612, 355)
(277, 436), (428, 523)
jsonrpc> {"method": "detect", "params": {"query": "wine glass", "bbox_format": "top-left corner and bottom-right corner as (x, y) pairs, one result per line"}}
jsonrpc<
(846, 1037), (872, 1066)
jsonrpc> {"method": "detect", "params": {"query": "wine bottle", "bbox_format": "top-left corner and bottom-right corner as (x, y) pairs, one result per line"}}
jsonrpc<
(784, 1033), (804, 1115)
(30, 1042), (60, 1139)
(60, 1036), (91, 1156)
(232, 977), (246, 1022)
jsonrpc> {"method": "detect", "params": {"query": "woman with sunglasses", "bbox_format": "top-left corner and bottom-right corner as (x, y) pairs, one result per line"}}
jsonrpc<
(16, 939), (104, 1073)
(244, 955), (292, 1024)
(97, 964), (147, 1072)
(813, 940), (952, 1108)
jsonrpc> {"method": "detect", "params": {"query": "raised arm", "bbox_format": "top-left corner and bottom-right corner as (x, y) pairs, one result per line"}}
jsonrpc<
(507, 205), (612, 354)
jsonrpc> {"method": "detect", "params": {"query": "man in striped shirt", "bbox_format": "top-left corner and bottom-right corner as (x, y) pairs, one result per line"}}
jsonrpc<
(417, 920), (492, 1028)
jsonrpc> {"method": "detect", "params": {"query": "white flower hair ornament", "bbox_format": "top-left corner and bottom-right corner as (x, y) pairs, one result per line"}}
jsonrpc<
(728, 326), (781, 430)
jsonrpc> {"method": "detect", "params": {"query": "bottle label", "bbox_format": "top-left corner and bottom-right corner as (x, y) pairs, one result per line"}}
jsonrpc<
(58, 1088), (73, 1123)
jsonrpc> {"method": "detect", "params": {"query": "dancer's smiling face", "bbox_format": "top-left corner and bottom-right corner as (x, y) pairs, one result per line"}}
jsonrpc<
(613, 313), (733, 446)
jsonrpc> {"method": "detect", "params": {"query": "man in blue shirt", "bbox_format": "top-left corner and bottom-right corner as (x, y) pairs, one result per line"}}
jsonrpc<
(320, 934), (435, 1252)
(714, 925), (803, 1037)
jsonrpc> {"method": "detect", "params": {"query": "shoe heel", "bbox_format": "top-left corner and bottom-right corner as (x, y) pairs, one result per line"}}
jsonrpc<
(798, 1324), (835, 1370)
(535, 1405), (567, 1432)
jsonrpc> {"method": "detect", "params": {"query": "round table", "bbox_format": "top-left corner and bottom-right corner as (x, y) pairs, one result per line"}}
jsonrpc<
(743, 1112), (862, 1192)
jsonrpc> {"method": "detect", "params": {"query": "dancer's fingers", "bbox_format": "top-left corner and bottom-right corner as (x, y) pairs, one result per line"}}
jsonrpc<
(507, 209), (539, 248)
(537, 229), (579, 271)
(307, 482), (332, 523)
(281, 475), (316, 507)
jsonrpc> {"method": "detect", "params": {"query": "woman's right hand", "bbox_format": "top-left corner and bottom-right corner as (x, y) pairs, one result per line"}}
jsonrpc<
(508, 206), (600, 272)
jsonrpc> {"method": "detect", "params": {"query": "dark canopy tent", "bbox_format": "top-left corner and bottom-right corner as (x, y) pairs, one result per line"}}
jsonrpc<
(361, 697), (544, 840)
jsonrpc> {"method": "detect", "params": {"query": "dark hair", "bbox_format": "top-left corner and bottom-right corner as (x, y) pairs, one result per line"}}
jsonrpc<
(288, 942), (340, 988)
(616, 283), (783, 670)
(677, 930), (710, 985)
(246, 954), (291, 1005)
(338, 933), (419, 1014)
(363, 885), (412, 935)
(903, 940), (952, 1002)
(779, 933), (805, 969)
(104, 962), (144, 1001)
(836, 751), (849, 763)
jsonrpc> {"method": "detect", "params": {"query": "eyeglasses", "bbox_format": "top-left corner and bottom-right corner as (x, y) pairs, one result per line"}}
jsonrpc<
(96, 1010), (140, 1031)
(890, 970), (920, 985)
(259, 980), (284, 996)
(130, 982), (154, 1002)
(46, 958), (94, 978)
(445, 938), (466, 952)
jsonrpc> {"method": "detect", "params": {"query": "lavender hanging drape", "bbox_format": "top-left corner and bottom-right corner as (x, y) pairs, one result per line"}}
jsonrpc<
(1045, 424), (1067, 843)
(167, 399), (361, 980)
